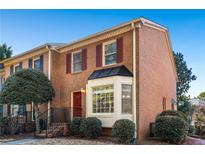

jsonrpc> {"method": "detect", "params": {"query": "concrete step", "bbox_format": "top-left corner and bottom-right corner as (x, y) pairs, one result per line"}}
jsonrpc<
(35, 123), (69, 138)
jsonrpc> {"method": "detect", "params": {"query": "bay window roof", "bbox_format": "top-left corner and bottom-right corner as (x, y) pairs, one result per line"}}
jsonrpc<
(88, 65), (133, 80)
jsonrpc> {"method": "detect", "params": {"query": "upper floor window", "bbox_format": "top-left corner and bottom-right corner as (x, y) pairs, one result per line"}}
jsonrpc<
(72, 51), (82, 73)
(33, 58), (41, 70)
(14, 64), (21, 72)
(103, 40), (117, 66)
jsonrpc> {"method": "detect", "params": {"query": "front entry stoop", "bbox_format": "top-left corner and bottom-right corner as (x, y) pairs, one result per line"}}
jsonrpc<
(35, 123), (70, 138)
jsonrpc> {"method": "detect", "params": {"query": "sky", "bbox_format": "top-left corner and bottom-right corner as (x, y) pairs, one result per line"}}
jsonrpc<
(0, 9), (204, 98)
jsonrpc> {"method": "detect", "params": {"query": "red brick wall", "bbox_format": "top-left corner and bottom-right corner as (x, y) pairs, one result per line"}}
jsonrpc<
(51, 31), (134, 114)
(138, 25), (177, 140)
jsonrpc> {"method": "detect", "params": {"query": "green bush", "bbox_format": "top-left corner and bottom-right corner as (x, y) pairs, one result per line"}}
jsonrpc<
(155, 116), (188, 144)
(188, 125), (195, 136)
(70, 117), (85, 135)
(200, 127), (205, 135)
(79, 118), (87, 137)
(112, 119), (135, 144)
(79, 117), (102, 139)
(0, 117), (9, 126)
(158, 110), (187, 122)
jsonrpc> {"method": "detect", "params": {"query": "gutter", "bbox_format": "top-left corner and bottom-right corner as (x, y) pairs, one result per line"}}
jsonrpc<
(132, 22), (137, 138)
(46, 45), (52, 124)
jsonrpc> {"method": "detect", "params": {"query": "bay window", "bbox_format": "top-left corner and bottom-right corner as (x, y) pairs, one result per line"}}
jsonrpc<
(92, 85), (114, 113)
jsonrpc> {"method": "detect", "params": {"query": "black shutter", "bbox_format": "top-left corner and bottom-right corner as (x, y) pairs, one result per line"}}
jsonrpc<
(66, 53), (71, 74)
(96, 44), (102, 67)
(117, 37), (123, 63)
(10, 65), (13, 76)
(40, 55), (44, 72)
(29, 58), (33, 69)
(82, 48), (87, 71)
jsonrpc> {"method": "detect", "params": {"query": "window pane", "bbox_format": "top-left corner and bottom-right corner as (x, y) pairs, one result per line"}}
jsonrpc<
(34, 59), (41, 70)
(92, 85), (114, 113)
(73, 62), (82, 72)
(104, 42), (117, 65)
(15, 65), (20, 72)
(11, 105), (18, 116)
(105, 54), (116, 65)
(73, 52), (82, 72)
(105, 42), (116, 55)
(122, 84), (132, 114)
(73, 52), (82, 62)
(18, 105), (26, 115)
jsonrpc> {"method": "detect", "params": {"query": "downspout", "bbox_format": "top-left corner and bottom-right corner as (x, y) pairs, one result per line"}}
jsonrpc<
(132, 22), (137, 138)
(46, 45), (52, 124)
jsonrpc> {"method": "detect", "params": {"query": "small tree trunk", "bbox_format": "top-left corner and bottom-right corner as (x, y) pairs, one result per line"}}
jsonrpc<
(34, 104), (40, 134)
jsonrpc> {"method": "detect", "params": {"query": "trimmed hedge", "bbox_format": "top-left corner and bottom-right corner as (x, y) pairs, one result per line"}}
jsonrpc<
(112, 119), (135, 144)
(79, 117), (102, 139)
(200, 127), (205, 135)
(0, 117), (8, 126)
(155, 116), (188, 144)
(70, 117), (85, 135)
(188, 125), (195, 136)
(158, 110), (187, 122)
(79, 118), (88, 137)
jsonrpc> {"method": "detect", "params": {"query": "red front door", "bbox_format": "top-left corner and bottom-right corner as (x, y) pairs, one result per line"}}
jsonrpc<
(73, 91), (82, 117)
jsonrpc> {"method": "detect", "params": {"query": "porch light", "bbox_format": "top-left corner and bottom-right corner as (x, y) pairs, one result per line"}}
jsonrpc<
(80, 88), (86, 93)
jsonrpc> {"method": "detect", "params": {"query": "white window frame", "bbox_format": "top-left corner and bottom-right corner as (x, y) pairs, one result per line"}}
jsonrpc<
(103, 39), (117, 66)
(33, 57), (41, 70)
(87, 76), (133, 127)
(11, 64), (20, 117)
(71, 50), (82, 73)
(14, 63), (20, 72)
(121, 84), (132, 114)
(11, 104), (19, 117)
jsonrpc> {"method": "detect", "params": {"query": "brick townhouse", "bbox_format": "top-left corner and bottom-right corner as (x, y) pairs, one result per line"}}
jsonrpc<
(0, 17), (178, 140)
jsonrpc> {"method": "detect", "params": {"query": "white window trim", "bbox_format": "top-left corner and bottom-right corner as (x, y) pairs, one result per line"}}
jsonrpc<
(102, 39), (117, 67)
(14, 63), (20, 72)
(10, 104), (19, 117)
(121, 84), (132, 115)
(71, 50), (82, 74)
(33, 57), (41, 69)
(87, 76), (133, 127)
(10, 63), (20, 116)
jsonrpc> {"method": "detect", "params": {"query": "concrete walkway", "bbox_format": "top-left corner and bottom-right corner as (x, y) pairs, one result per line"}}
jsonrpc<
(1, 135), (205, 145)
(0, 137), (37, 145)
(183, 136), (205, 145)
